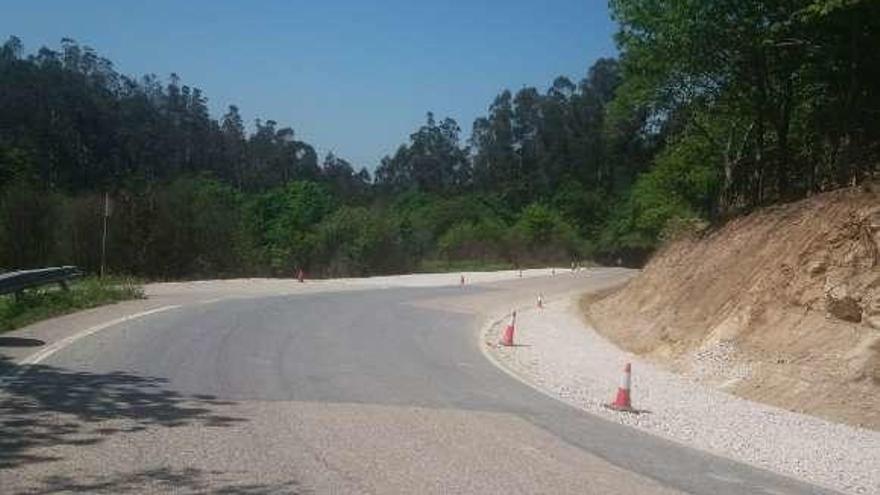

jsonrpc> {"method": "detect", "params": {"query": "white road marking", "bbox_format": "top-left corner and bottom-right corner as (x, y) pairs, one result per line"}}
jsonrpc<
(0, 305), (183, 389)
(705, 472), (744, 484)
(20, 305), (181, 366)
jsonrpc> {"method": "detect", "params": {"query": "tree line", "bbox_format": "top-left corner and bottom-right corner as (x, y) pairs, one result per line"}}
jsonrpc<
(1, 0), (878, 279)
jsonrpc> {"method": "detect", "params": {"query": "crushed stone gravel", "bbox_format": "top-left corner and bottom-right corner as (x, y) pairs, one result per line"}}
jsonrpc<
(482, 296), (880, 495)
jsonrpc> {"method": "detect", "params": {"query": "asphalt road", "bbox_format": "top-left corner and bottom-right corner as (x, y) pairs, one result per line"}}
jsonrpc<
(0, 272), (839, 494)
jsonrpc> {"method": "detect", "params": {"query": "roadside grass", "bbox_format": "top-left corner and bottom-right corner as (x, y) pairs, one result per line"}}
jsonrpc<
(0, 277), (145, 333)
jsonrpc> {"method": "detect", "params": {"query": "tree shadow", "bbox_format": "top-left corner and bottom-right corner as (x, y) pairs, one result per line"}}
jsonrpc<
(489, 343), (532, 348)
(0, 337), (46, 347)
(19, 467), (306, 494)
(0, 355), (246, 471)
(602, 403), (653, 415)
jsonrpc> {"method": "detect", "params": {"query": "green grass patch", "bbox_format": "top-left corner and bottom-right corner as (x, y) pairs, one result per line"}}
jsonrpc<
(0, 277), (145, 333)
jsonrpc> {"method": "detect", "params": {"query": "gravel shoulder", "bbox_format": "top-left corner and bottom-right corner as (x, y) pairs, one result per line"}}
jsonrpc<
(146, 268), (563, 298)
(482, 293), (880, 495)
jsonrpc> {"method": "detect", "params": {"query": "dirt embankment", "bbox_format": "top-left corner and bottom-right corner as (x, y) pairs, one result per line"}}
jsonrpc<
(586, 186), (880, 430)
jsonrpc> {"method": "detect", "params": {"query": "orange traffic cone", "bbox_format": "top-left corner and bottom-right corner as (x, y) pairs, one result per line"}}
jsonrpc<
(500, 311), (517, 346)
(605, 363), (635, 412)
(537, 293), (544, 309)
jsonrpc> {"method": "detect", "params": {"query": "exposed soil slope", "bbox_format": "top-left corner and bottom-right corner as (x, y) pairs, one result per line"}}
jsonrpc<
(587, 186), (880, 429)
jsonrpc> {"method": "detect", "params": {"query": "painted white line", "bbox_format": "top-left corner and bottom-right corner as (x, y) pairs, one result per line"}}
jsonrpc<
(20, 304), (181, 366)
(0, 304), (181, 389)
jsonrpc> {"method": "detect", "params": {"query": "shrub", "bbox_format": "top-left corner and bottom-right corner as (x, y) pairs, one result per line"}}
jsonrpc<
(512, 203), (581, 262)
(314, 206), (403, 276)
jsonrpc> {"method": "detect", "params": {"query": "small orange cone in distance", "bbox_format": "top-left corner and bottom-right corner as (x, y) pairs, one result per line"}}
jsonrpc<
(500, 311), (516, 346)
(605, 363), (635, 412)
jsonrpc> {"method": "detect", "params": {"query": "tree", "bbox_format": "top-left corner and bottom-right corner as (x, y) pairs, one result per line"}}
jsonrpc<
(375, 113), (469, 193)
(221, 105), (247, 188)
(513, 203), (580, 263)
(322, 152), (371, 199)
(243, 181), (334, 274)
(610, 0), (880, 211)
(148, 177), (243, 277)
(513, 87), (546, 198)
(0, 36), (22, 62)
(3, 18), (876, 279)
(471, 91), (517, 198)
(314, 206), (403, 276)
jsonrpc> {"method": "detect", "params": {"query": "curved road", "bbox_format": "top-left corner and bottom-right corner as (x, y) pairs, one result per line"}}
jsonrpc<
(0, 272), (837, 494)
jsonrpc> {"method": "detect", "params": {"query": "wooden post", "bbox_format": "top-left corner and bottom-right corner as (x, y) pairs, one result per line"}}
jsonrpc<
(100, 192), (110, 278)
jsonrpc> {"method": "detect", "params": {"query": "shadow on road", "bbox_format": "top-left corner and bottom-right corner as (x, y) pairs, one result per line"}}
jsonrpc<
(0, 355), (246, 471)
(18, 467), (305, 494)
(0, 337), (46, 347)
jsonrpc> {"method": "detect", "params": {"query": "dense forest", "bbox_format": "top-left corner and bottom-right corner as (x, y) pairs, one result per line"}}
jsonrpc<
(1, 1), (878, 279)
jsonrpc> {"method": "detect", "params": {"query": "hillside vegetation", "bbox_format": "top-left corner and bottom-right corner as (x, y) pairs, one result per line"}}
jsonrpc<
(1, 1), (879, 279)
(587, 185), (880, 429)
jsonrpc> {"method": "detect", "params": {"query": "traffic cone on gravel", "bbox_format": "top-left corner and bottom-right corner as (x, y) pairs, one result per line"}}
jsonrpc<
(500, 311), (516, 346)
(605, 363), (635, 412)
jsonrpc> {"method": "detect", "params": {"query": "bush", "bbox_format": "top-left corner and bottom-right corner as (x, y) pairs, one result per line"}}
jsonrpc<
(392, 192), (509, 262)
(630, 132), (719, 238)
(0, 183), (65, 269)
(437, 217), (509, 261)
(150, 176), (244, 278)
(551, 179), (609, 234)
(512, 203), (581, 262)
(243, 181), (335, 275)
(314, 206), (403, 276)
(597, 131), (719, 261)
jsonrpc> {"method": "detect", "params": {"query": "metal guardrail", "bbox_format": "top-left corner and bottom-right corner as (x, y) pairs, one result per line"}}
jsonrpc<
(0, 266), (83, 298)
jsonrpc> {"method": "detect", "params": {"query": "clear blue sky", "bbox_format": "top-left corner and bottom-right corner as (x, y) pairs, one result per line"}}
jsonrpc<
(2, 1), (617, 169)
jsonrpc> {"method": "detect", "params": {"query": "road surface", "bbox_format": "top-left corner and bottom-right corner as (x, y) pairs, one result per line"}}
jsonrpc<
(0, 270), (838, 494)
